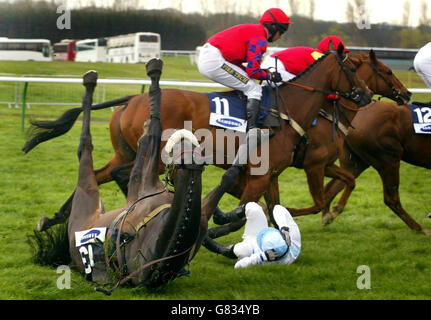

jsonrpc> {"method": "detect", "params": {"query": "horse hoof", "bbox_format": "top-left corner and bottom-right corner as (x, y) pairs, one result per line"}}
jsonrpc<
(83, 70), (98, 86)
(146, 58), (163, 77)
(428, 213), (431, 219)
(331, 205), (342, 217)
(37, 216), (50, 232)
(321, 214), (333, 226)
(422, 228), (431, 236)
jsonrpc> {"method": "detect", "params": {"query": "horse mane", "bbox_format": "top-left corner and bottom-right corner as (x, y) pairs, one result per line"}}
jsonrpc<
(285, 52), (331, 84)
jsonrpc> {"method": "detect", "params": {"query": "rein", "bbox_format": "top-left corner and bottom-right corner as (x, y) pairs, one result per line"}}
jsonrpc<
(110, 187), (170, 276)
(363, 60), (403, 102)
(96, 188), (189, 296)
(96, 245), (193, 296)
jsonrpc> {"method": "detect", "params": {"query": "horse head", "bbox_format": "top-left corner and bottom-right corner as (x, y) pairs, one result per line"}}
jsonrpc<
(353, 50), (411, 105)
(132, 129), (204, 289)
(327, 41), (374, 108)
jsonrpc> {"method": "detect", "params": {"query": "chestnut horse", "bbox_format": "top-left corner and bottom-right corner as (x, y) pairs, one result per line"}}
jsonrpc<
(284, 50), (411, 224)
(24, 44), (372, 235)
(320, 100), (431, 235)
(207, 50), (412, 246)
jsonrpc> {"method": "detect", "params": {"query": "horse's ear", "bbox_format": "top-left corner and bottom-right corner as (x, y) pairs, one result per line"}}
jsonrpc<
(337, 42), (345, 57)
(369, 49), (378, 64)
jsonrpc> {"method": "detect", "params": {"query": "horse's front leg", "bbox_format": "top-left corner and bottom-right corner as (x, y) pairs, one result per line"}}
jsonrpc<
(324, 146), (369, 218)
(321, 164), (355, 225)
(263, 176), (280, 226)
(288, 165), (326, 218)
(206, 173), (272, 239)
(212, 171), (246, 225)
(196, 167), (243, 257)
(201, 170), (272, 258)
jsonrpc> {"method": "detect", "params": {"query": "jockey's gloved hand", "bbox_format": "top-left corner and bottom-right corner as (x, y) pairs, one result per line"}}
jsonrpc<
(264, 249), (280, 261)
(270, 71), (282, 83)
(280, 226), (291, 247)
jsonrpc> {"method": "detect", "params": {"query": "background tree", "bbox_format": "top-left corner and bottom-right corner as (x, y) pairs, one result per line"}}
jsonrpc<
(402, 0), (411, 27)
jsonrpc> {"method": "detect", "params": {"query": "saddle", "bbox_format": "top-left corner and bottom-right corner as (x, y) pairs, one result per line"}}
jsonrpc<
(206, 86), (281, 132)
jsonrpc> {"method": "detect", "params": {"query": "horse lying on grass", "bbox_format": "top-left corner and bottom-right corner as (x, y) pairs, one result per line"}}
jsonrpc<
(27, 59), (241, 293)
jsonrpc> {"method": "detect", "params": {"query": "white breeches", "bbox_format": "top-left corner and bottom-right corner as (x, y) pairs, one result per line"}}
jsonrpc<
(233, 202), (268, 259)
(197, 43), (263, 100)
(414, 42), (431, 88)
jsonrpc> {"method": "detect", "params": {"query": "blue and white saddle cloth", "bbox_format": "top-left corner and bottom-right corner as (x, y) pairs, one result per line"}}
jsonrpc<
(206, 85), (272, 133)
(409, 101), (431, 134)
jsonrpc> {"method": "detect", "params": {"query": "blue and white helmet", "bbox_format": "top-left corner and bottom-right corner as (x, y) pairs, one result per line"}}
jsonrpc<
(257, 227), (289, 258)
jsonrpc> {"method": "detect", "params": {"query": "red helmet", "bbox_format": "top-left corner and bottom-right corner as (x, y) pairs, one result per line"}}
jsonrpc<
(260, 8), (291, 42)
(259, 8), (291, 25)
(318, 36), (350, 53)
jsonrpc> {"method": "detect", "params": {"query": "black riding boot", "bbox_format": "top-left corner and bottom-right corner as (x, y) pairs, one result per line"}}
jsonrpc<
(246, 98), (261, 131)
(232, 99), (262, 168)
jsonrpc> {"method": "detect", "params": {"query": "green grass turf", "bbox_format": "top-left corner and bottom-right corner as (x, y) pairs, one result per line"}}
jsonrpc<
(0, 57), (430, 300)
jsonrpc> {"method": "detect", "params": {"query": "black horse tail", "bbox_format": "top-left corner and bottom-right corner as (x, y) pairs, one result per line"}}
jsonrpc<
(22, 95), (135, 154)
(27, 220), (70, 267)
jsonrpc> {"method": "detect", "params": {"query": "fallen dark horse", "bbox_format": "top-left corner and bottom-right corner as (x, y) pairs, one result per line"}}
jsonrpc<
(27, 59), (242, 293)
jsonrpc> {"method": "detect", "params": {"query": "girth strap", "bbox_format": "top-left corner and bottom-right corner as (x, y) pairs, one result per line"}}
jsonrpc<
(135, 203), (172, 231)
(267, 107), (306, 137)
(318, 109), (349, 136)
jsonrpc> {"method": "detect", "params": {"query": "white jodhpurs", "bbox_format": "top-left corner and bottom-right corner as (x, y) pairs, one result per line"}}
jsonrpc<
(233, 202), (268, 259)
(198, 43), (263, 100)
(414, 42), (431, 88)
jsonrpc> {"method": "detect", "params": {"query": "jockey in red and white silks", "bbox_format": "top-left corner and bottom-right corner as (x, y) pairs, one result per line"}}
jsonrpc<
(198, 8), (291, 132)
(414, 42), (431, 88)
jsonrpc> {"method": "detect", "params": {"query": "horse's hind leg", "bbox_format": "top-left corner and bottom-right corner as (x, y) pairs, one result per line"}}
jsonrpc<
(378, 162), (431, 235)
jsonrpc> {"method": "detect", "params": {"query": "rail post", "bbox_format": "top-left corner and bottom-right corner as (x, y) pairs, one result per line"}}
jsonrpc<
(21, 82), (28, 132)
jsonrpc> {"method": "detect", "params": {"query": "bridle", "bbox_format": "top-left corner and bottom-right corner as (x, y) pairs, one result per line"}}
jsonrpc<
(95, 147), (204, 296)
(363, 60), (405, 104)
(271, 51), (369, 140)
